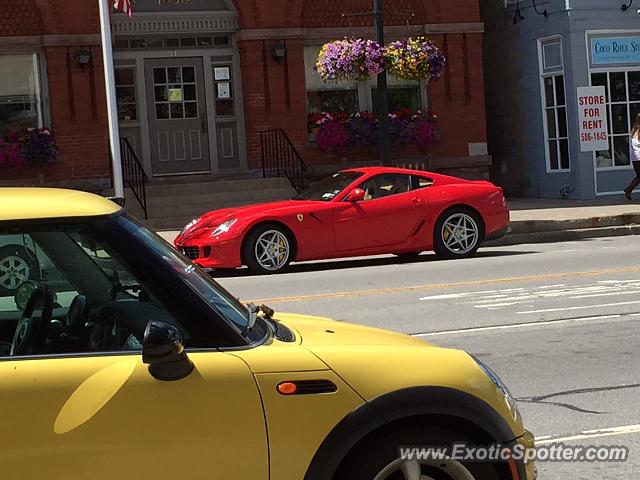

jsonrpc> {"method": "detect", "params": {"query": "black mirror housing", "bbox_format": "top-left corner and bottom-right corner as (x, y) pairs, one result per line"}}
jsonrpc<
(143, 320), (194, 381)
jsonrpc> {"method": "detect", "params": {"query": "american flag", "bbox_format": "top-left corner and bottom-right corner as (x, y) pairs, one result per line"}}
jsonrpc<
(114, 0), (132, 17)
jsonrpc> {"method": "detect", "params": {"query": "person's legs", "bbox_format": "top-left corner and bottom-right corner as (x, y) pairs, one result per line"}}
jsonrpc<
(624, 162), (640, 199)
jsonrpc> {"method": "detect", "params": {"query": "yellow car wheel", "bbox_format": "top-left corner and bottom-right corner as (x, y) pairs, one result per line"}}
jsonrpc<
(335, 423), (505, 480)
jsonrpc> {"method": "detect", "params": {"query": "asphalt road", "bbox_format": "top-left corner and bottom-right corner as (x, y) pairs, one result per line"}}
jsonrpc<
(214, 235), (640, 479)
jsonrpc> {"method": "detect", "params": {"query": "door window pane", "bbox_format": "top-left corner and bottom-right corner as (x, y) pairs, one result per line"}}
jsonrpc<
(115, 68), (137, 122)
(629, 71), (640, 101)
(611, 72), (627, 102)
(546, 109), (557, 138)
(559, 139), (570, 170)
(0, 54), (43, 136)
(557, 107), (567, 138)
(614, 135), (631, 166)
(548, 140), (559, 170)
(555, 76), (565, 106)
(544, 77), (555, 107)
(611, 104), (629, 134)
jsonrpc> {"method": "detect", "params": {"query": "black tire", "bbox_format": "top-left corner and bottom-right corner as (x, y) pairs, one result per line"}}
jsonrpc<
(242, 224), (293, 275)
(434, 208), (484, 260)
(0, 245), (40, 295)
(335, 422), (504, 480)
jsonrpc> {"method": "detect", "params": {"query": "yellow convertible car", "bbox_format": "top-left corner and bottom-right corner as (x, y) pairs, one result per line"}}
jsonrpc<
(0, 188), (535, 480)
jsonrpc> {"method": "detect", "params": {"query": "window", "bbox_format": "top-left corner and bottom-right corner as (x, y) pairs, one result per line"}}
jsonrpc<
(304, 46), (424, 116)
(359, 174), (411, 201)
(0, 225), (183, 357)
(115, 68), (137, 122)
(591, 71), (640, 169)
(293, 171), (364, 201)
(538, 37), (569, 171)
(305, 47), (359, 114)
(0, 54), (44, 136)
(213, 65), (234, 117)
(411, 175), (434, 190)
(153, 66), (198, 120)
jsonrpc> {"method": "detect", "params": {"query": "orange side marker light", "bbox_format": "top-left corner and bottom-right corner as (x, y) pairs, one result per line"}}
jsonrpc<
(277, 382), (298, 395)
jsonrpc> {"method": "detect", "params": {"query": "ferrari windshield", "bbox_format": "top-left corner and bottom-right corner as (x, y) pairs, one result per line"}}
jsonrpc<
(293, 171), (364, 201)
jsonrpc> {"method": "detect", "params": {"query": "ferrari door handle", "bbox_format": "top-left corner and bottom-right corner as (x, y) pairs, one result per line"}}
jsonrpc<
(412, 197), (421, 204)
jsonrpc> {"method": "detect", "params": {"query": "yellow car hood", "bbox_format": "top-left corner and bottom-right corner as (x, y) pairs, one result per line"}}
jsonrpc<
(274, 312), (431, 348)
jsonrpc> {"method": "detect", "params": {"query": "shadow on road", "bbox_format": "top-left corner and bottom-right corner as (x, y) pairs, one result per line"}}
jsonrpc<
(209, 249), (536, 278)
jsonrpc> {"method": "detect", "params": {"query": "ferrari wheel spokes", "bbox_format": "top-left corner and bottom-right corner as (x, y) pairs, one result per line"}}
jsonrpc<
(442, 214), (479, 255)
(372, 457), (476, 480)
(255, 230), (290, 271)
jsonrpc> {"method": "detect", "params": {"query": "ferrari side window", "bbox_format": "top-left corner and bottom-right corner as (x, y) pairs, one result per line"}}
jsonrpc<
(361, 174), (411, 200)
(411, 175), (434, 190)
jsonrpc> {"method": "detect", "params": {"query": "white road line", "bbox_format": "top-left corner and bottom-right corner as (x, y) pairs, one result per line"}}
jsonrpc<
(599, 279), (640, 284)
(536, 424), (640, 445)
(571, 291), (640, 300)
(517, 300), (640, 315)
(412, 315), (622, 337)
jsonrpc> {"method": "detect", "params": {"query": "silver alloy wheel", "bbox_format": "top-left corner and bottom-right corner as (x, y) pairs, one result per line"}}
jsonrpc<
(441, 213), (479, 255)
(254, 229), (290, 272)
(0, 255), (30, 290)
(373, 458), (476, 480)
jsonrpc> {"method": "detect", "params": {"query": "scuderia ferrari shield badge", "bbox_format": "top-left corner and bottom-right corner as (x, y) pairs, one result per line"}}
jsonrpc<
(297, 214), (304, 222)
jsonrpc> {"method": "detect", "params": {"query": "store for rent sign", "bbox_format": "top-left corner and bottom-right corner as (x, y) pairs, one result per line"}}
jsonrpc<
(577, 86), (609, 152)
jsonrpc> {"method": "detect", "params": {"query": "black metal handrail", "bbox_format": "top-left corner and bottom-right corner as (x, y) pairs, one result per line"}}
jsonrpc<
(120, 138), (149, 219)
(260, 129), (308, 193)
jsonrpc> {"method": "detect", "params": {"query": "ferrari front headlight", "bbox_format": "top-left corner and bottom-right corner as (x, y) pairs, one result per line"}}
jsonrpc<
(211, 218), (237, 237)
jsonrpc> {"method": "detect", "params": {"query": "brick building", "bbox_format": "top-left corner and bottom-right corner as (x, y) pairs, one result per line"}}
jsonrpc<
(1, 0), (489, 196)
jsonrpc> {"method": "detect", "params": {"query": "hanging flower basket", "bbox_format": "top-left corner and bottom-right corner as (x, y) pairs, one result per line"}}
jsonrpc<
(0, 128), (60, 170)
(384, 36), (446, 82)
(315, 38), (386, 82)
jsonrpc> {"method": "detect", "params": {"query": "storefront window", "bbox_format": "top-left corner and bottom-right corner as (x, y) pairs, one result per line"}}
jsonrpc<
(591, 71), (640, 168)
(0, 54), (43, 136)
(538, 37), (569, 172)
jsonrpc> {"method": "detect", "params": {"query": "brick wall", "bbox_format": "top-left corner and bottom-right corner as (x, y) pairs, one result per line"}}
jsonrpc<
(1, 0), (110, 189)
(237, 0), (488, 171)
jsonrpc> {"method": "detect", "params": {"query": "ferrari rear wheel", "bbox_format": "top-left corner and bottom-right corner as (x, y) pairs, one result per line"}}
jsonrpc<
(434, 208), (483, 260)
(243, 225), (292, 274)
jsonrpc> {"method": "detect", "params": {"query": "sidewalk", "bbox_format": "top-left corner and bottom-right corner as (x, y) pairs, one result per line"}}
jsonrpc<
(157, 197), (640, 246)
(490, 197), (640, 246)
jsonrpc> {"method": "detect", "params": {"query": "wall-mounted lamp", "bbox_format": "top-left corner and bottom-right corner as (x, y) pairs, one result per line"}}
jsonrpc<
(621, 0), (633, 11)
(532, 0), (548, 17)
(272, 40), (287, 61)
(74, 47), (92, 69)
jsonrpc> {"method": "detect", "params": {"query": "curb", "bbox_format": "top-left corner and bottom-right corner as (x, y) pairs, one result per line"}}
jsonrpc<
(485, 223), (640, 247)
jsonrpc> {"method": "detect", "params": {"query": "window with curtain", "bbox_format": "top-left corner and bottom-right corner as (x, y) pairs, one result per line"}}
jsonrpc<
(0, 54), (44, 136)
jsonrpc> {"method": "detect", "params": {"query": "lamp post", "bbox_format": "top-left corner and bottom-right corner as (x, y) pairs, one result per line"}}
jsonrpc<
(374, 0), (391, 165)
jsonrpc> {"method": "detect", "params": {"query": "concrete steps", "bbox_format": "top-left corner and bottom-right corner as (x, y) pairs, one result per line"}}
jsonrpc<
(125, 176), (296, 230)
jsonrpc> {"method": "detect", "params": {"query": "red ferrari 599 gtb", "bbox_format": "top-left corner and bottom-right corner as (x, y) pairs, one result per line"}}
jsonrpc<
(174, 167), (510, 274)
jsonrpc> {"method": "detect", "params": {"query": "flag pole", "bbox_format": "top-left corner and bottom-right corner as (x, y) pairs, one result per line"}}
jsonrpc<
(98, 0), (124, 199)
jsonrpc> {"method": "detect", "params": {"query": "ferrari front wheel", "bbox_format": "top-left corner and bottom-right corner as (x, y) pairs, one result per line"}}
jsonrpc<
(243, 225), (292, 274)
(434, 208), (483, 260)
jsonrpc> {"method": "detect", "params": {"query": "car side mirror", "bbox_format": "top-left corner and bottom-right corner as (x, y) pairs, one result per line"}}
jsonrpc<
(345, 188), (365, 202)
(142, 320), (194, 381)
